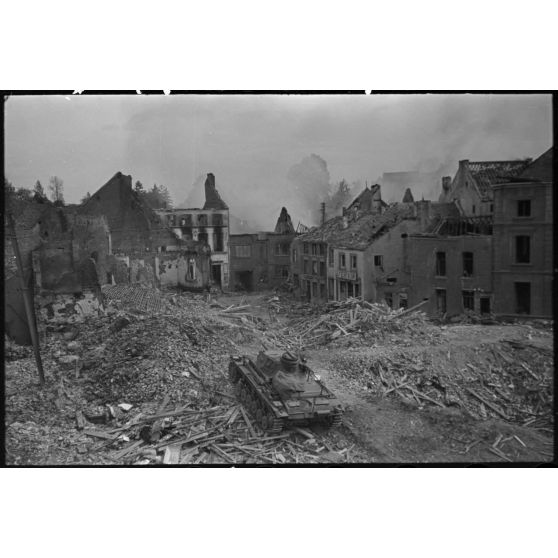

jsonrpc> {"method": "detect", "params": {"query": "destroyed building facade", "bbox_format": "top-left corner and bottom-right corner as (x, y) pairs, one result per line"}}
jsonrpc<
(229, 207), (296, 290)
(156, 173), (230, 289)
(80, 171), (212, 291)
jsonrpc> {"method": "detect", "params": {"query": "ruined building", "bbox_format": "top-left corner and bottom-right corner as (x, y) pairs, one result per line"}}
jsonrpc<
(290, 185), (456, 304)
(229, 207), (297, 291)
(406, 147), (553, 318)
(156, 173), (230, 288)
(439, 158), (532, 216)
(80, 172), (211, 291)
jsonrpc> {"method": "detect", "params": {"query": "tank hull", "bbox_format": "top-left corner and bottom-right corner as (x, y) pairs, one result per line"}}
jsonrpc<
(228, 352), (343, 433)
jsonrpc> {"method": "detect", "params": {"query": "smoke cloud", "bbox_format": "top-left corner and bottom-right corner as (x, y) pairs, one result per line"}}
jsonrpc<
(4, 94), (552, 231)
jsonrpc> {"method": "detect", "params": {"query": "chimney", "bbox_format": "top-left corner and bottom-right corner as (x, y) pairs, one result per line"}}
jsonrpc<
(203, 173), (229, 210)
(320, 202), (326, 225)
(458, 160), (470, 173)
(342, 206), (347, 217)
(442, 176), (452, 191)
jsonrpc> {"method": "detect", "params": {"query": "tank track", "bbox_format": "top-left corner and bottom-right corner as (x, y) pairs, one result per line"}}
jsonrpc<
(229, 362), (284, 434)
(326, 410), (343, 428)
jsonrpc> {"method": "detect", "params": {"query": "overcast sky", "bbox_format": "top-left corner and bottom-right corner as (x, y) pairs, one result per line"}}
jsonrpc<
(5, 93), (552, 229)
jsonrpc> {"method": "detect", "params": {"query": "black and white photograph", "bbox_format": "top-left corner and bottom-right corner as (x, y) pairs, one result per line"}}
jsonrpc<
(3, 92), (553, 466)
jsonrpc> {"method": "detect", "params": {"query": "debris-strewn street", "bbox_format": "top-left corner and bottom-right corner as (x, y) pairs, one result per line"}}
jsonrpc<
(5, 287), (553, 465)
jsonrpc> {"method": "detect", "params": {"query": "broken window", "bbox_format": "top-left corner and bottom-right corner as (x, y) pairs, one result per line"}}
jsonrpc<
(517, 200), (531, 217)
(303, 259), (309, 274)
(480, 297), (491, 315)
(328, 248), (334, 267)
(435, 252), (446, 276)
(374, 255), (383, 267)
(354, 283), (360, 298)
(515, 236), (530, 263)
(350, 254), (357, 269)
(319, 244), (325, 256)
(490, 204), (494, 214)
(320, 283), (326, 299)
(387, 277), (397, 284)
(311, 244), (318, 256)
(276, 266), (289, 279)
(515, 282), (531, 314)
(198, 214), (208, 226)
(312, 282), (317, 298)
(462, 290), (475, 311)
(319, 261), (326, 276)
(303, 243), (309, 255)
(435, 288), (447, 314)
(187, 258), (196, 281)
(385, 293), (393, 308)
(339, 253), (346, 269)
(212, 213), (223, 226)
(312, 260), (318, 275)
(399, 293), (408, 309)
(340, 281), (347, 299)
(462, 252), (474, 276)
(328, 278), (334, 299)
(292, 248), (297, 263)
(214, 231), (224, 252)
(233, 245), (251, 258)
(472, 204), (476, 214)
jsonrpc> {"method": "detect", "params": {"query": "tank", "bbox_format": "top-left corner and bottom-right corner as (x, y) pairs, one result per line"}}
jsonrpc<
(228, 350), (344, 433)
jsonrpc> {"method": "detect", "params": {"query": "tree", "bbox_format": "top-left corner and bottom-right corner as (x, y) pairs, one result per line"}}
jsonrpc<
(134, 180), (144, 194)
(34, 180), (45, 197)
(48, 176), (65, 205)
(142, 184), (173, 209)
(80, 191), (91, 204)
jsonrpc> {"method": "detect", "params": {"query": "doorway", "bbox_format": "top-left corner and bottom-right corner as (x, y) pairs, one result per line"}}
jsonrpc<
(480, 297), (491, 315)
(515, 282), (531, 314)
(211, 264), (222, 286)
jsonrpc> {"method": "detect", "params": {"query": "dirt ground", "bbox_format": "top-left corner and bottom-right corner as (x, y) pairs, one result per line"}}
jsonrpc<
(4, 289), (555, 465)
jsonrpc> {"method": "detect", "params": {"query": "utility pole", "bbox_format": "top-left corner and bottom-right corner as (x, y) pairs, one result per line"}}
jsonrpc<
(7, 210), (45, 385)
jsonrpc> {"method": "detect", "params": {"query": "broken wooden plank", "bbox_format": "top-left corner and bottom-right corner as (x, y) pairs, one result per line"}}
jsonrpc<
(402, 386), (446, 408)
(239, 405), (256, 437)
(465, 387), (508, 420)
(291, 426), (314, 440)
(163, 445), (181, 464)
(113, 440), (144, 460)
(84, 429), (119, 440)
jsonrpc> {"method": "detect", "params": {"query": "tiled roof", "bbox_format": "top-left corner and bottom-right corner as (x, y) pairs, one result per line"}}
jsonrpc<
(469, 160), (531, 199)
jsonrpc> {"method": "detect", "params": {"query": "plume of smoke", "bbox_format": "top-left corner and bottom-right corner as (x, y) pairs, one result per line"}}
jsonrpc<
(286, 154), (331, 225)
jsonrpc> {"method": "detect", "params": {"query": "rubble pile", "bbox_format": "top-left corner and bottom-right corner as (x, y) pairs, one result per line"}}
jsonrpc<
(84, 403), (353, 464)
(331, 339), (553, 429)
(102, 284), (165, 314)
(280, 298), (440, 348)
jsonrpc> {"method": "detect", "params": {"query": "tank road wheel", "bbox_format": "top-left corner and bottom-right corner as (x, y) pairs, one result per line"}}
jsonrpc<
(266, 414), (284, 434)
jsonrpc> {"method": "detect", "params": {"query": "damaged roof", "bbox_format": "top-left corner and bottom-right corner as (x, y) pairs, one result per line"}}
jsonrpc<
(469, 159), (531, 199)
(299, 203), (417, 250)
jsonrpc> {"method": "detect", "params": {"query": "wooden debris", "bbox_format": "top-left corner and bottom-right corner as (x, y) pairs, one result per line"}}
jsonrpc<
(466, 388), (509, 420)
